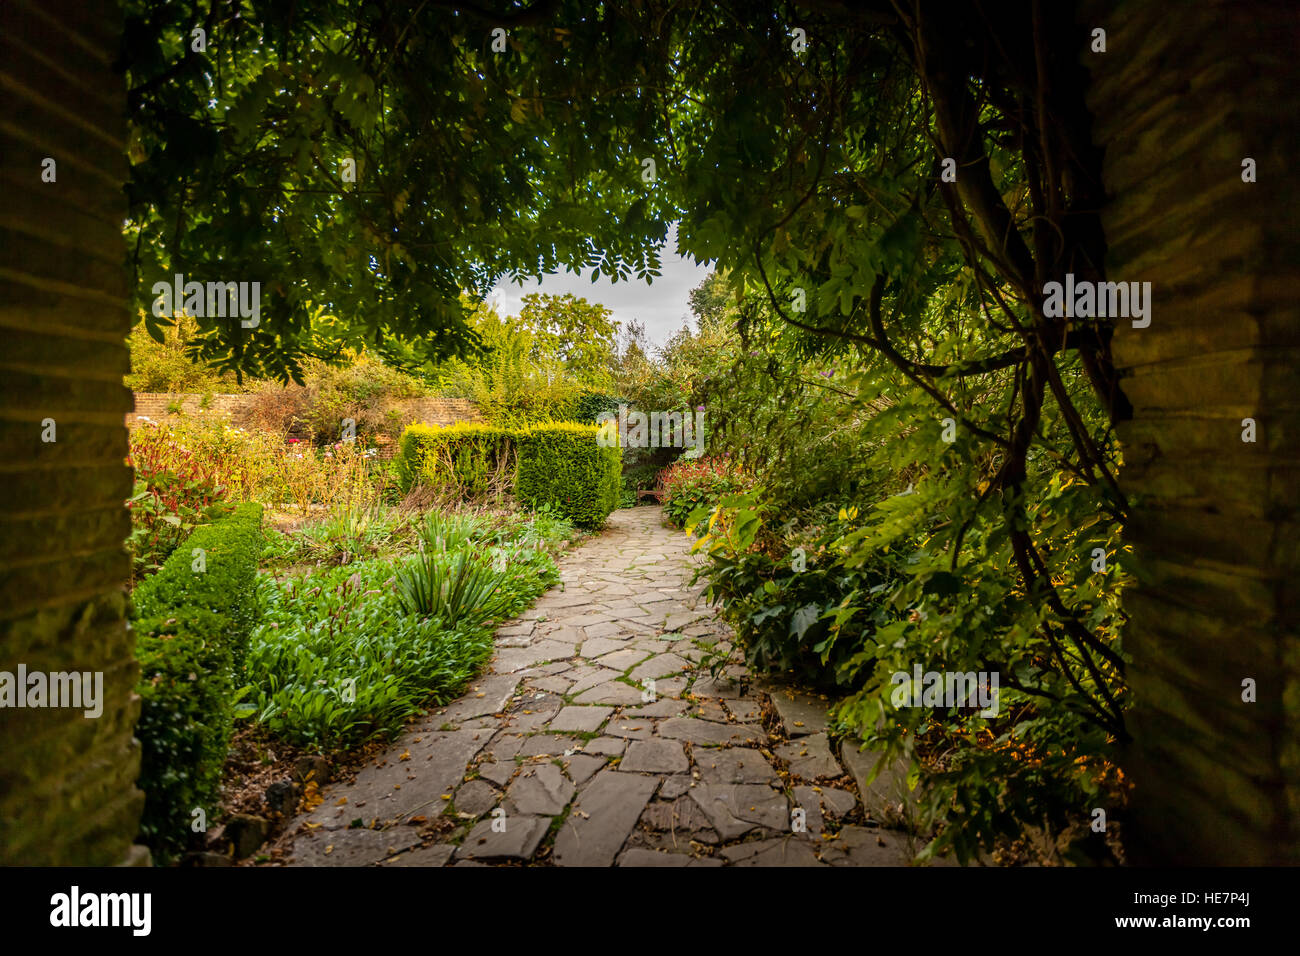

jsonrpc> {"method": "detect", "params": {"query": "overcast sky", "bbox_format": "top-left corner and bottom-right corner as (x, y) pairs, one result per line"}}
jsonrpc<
(489, 224), (714, 349)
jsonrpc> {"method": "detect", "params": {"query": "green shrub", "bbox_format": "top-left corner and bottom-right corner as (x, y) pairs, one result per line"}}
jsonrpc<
(394, 422), (514, 496)
(295, 503), (401, 566)
(131, 502), (264, 860)
(661, 455), (747, 528)
(515, 423), (621, 529)
(301, 354), (434, 445)
(690, 493), (897, 689)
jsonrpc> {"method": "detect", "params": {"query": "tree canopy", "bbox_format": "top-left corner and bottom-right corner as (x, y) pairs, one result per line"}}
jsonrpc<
(123, 0), (678, 381)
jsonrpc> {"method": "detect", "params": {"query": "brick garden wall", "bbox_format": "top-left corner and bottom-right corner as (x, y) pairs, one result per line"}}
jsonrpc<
(0, 0), (149, 865)
(1083, 0), (1300, 863)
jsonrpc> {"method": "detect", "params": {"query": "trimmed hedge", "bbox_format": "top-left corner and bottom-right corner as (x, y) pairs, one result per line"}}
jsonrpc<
(516, 424), (621, 529)
(395, 422), (514, 497)
(131, 502), (263, 860)
(395, 422), (621, 529)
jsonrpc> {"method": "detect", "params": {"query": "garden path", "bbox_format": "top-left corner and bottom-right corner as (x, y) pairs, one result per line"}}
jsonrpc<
(277, 506), (937, 866)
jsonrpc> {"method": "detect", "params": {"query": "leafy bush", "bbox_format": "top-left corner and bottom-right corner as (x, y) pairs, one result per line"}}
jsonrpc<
(689, 409), (1129, 863)
(572, 390), (621, 425)
(131, 503), (264, 860)
(394, 423), (514, 497)
(300, 354), (435, 445)
(691, 493), (897, 689)
(126, 432), (233, 582)
(515, 423), (621, 529)
(661, 455), (747, 528)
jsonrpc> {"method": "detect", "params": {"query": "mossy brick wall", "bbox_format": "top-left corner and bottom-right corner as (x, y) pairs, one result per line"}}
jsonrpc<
(0, 0), (147, 864)
(1082, 0), (1300, 863)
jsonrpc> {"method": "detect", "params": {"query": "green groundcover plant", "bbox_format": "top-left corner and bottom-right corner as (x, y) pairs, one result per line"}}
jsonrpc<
(242, 511), (569, 749)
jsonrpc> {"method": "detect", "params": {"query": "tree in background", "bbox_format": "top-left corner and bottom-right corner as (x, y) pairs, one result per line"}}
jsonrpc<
(617, 271), (738, 417)
(516, 292), (619, 390)
(435, 300), (581, 428)
(687, 269), (733, 335)
(614, 318), (653, 394)
(126, 311), (246, 394)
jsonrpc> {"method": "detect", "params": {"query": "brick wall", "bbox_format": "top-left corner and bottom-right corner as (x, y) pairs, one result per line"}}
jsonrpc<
(399, 397), (483, 428)
(127, 392), (261, 428)
(0, 0), (148, 865)
(1083, 0), (1300, 863)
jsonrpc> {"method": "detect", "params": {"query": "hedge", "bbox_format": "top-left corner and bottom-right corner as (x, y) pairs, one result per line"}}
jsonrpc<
(395, 422), (514, 497)
(516, 424), (621, 529)
(395, 422), (621, 528)
(131, 502), (263, 860)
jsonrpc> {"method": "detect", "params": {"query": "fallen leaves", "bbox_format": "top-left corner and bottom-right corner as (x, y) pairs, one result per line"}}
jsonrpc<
(303, 781), (324, 811)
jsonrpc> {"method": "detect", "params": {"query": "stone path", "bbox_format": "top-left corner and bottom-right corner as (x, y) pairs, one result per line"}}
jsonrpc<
(277, 506), (944, 867)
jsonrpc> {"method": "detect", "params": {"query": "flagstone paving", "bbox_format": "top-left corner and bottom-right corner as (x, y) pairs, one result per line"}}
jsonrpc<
(276, 506), (946, 867)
